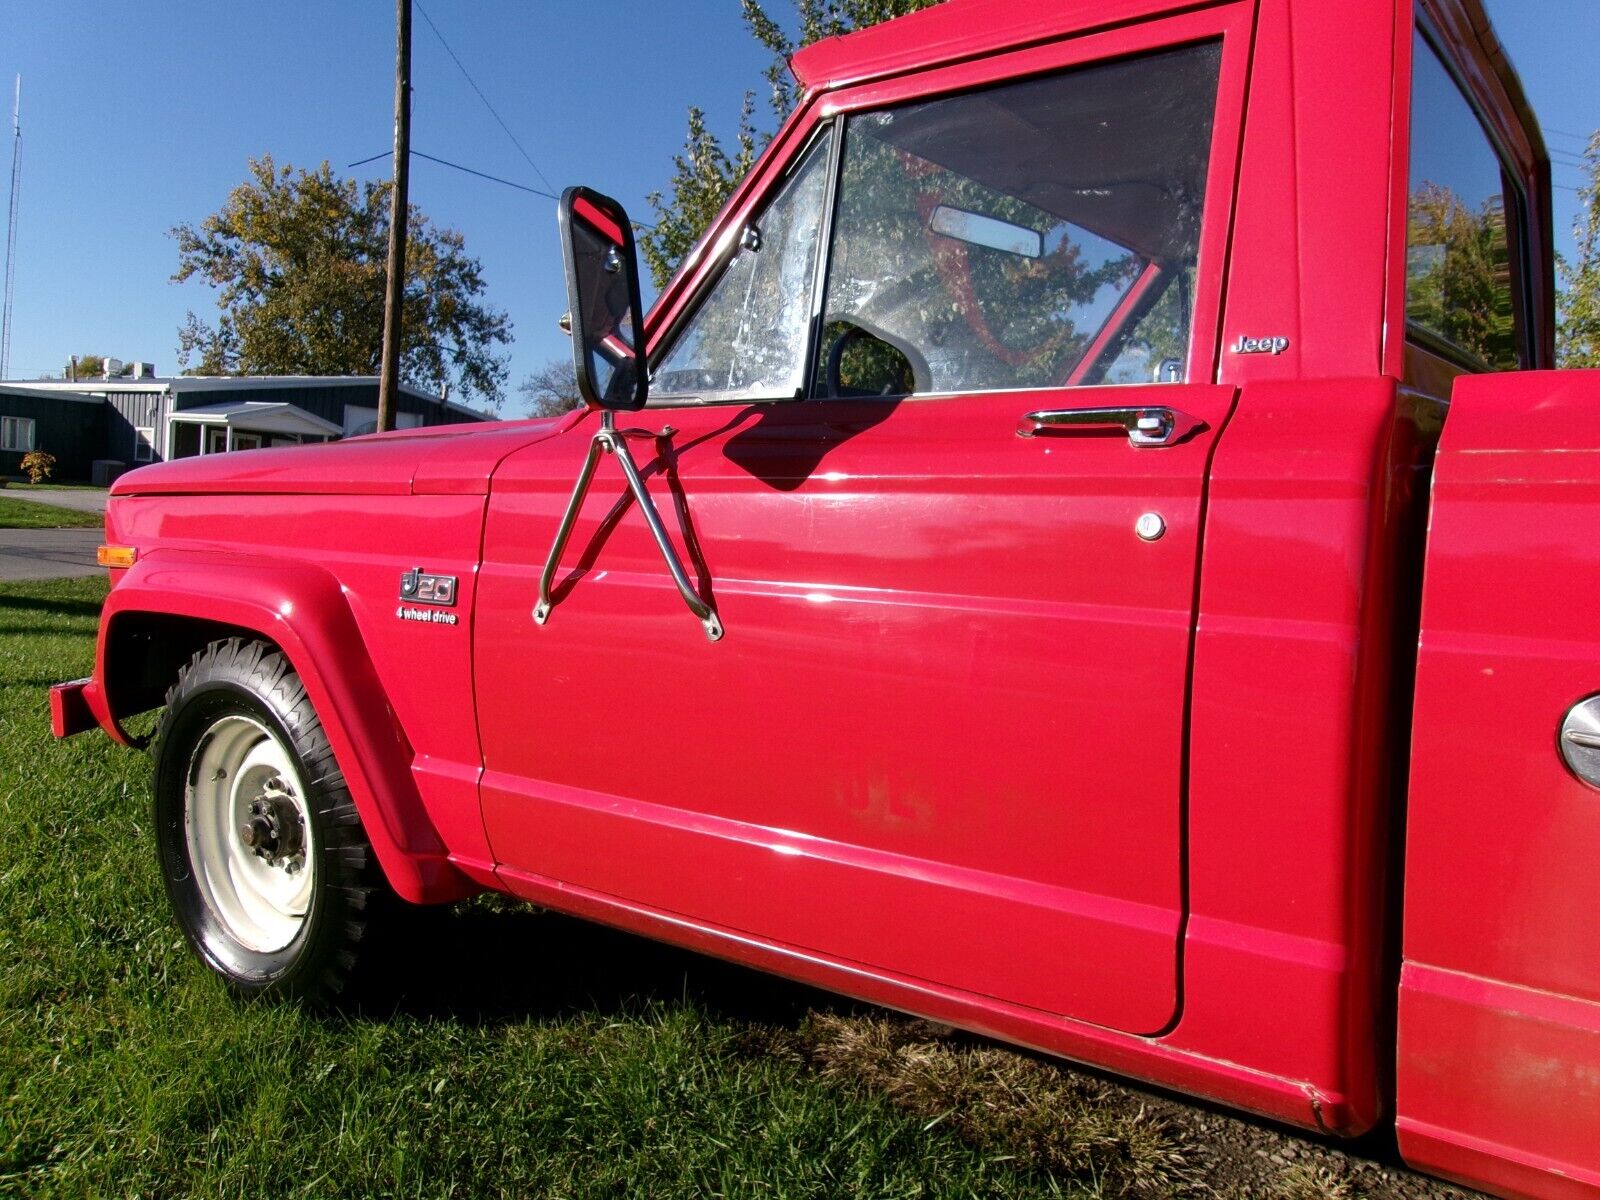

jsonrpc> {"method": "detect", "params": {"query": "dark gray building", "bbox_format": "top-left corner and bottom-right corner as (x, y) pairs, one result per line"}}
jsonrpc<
(0, 375), (489, 481)
(0, 384), (108, 481)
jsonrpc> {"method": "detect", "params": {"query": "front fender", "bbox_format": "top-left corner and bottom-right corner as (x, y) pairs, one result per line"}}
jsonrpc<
(95, 548), (475, 904)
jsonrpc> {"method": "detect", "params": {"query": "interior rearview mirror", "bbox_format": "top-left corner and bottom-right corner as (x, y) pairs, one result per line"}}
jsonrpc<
(558, 186), (649, 411)
(929, 204), (1043, 259)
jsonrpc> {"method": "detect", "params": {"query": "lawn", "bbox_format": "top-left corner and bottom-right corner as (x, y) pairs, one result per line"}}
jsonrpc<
(5, 483), (106, 491)
(0, 496), (102, 529)
(0, 577), (1457, 1199)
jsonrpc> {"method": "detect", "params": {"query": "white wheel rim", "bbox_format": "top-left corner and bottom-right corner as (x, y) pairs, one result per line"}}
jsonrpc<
(184, 715), (315, 954)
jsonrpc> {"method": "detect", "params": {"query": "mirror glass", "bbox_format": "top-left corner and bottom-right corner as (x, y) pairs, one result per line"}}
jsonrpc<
(560, 188), (648, 410)
(928, 205), (1044, 259)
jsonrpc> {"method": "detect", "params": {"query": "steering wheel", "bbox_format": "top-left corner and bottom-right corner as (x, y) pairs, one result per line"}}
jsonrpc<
(823, 319), (932, 398)
(825, 324), (876, 398)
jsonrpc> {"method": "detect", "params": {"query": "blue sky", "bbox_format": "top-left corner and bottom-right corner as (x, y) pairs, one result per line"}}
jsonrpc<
(0, 1), (1593, 410)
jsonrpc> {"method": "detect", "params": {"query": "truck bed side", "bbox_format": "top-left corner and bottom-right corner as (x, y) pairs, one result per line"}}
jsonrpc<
(1400, 370), (1600, 1199)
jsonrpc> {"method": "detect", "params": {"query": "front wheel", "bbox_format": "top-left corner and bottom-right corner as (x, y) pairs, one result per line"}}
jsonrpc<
(152, 638), (388, 1003)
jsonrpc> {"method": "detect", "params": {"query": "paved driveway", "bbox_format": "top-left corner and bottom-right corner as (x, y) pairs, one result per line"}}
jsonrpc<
(0, 487), (108, 514)
(0, 529), (104, 581)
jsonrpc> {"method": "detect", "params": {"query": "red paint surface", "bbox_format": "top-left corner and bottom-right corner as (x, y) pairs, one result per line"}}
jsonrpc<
(48, 679), (95, 738)
(478, 385), (1236, 1035)
(108, 418), (570, 498)
(1178, 376), (1442, 1137)
(1399, 371), (1600, 1199)
(572, 195), (626, 247)
(45, 2), (1589, 1196)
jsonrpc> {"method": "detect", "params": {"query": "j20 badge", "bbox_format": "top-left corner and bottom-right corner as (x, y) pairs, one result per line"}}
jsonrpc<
(399, 567), (457, 607)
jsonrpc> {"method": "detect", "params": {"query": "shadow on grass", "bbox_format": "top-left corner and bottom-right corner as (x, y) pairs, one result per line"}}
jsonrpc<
(311, 897), (1456, 1197)
(0, 592), (105, 620)
(364, 901), (849, 1030)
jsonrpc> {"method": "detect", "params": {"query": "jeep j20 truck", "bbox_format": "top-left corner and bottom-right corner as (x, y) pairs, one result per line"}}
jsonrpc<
(47, 0), (1598, 1194)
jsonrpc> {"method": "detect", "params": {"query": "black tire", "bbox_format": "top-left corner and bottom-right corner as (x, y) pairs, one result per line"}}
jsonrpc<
(151, 637), (388, 1004)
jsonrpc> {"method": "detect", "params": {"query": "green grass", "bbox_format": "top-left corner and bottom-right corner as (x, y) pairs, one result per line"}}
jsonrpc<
(0, 577), (1125, 1199)
(0, 496), (102, 529)
(2, 483), (106, 492)
(0, 578), (1438, 1199)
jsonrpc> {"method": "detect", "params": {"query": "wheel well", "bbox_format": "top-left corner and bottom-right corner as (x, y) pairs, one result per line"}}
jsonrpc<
(103, 612), (271, 720)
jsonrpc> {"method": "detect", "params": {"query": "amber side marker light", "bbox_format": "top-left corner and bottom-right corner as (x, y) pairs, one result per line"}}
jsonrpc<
(97, 545), (138, 568)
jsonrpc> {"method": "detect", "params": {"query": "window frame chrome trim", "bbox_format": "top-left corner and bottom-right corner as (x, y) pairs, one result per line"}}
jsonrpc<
(645, 121), (839, 405)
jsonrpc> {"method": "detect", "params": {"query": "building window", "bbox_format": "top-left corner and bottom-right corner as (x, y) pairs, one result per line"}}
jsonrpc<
(1, 416), (36, 452)
(134, 427), (157, 462)
(342, 406), (423, 437)
(1407, 30), (1525, 371)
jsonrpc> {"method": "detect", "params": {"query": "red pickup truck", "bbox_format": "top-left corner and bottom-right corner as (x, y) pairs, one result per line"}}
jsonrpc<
(49, 0), (1598, 1195)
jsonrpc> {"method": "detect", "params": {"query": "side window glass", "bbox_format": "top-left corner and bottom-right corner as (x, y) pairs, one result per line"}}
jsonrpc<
(1407, 32), (1524, 371)
(814, 42), (1221, 397)
(1099, 268), (1195, 385)
(651, 133), (832, 404)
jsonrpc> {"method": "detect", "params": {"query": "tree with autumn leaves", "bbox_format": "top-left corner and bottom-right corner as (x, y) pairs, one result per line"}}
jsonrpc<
(172, 155), (512, 408)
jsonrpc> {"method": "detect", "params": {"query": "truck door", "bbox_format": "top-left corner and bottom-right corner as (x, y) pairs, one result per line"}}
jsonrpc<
(476, 16), (1248, 1036)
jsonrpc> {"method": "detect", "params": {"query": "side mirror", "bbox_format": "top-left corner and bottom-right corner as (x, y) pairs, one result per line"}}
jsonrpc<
(558, 186), (648, 411)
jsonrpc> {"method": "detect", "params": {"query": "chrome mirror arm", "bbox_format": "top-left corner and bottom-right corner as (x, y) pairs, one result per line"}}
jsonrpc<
(533, 411), (724, 642)
(532, 433), (605, 629)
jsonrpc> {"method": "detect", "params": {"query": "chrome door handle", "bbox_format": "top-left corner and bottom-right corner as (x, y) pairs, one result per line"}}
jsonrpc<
(1016, 405), (1204, 447)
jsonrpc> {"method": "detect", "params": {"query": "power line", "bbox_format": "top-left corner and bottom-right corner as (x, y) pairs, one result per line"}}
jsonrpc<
(347, 149), (557, 199)
(344, 149), (658, 228)
(1544, 125), (1596, 144)
(413, 0), (558, 196)
(415, 150), (560, 199)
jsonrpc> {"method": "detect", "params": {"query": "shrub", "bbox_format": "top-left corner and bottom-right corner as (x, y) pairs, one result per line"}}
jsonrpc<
(21, 450), (56, 484)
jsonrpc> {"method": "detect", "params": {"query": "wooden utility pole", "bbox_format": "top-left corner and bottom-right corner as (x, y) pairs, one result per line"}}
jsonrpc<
(377, 0), (412, 433)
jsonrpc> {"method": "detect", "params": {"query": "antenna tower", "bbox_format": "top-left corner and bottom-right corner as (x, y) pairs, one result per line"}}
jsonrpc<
(1, 77), (20, 381)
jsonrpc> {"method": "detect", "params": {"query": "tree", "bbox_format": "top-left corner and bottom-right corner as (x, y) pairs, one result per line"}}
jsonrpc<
(641, 102), (759, 290)
(20, 450), (55, 483)
(171, 155), (512, 408)
(1559, 131), (1600, 369)
(1407, 181), (1516, 369)
(518, 357), (583, 417)
(61, 354), (130, 380)
(640, 0), (945, 288)
(741, 0), (946, 122)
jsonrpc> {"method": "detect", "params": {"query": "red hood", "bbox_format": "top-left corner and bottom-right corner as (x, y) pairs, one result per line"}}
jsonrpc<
(110, 413), (584, 498)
